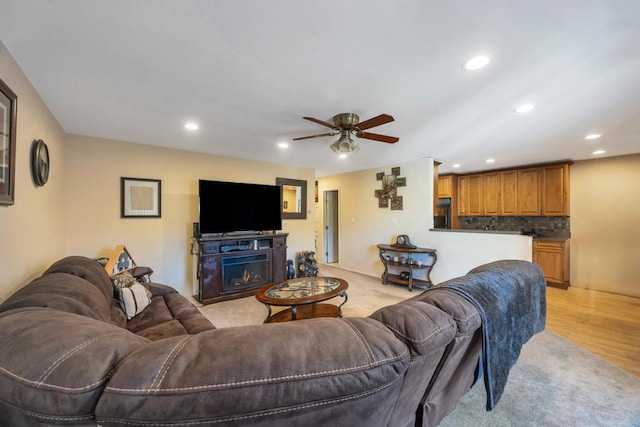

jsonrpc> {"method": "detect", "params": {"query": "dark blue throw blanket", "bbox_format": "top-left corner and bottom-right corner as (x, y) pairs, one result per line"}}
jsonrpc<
(429, 260), (546, 410)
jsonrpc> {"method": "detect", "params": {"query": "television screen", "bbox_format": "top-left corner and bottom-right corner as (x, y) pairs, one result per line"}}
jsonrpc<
(199, 180), (282, 234)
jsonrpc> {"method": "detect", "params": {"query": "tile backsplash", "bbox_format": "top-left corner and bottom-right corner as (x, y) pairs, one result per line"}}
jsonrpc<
(461, 216), (570, 235)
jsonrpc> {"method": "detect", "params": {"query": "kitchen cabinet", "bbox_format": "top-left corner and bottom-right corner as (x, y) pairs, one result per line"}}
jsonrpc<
(541, 164), (570, 215)
(517, 168), (541, 215)
(482, 172), (501, 215)
(500, 170), (518, 215)
(458, 174), (483, 216)
(454, 161), (570, 217)
(438, 174), (454, 198)
(533, 239), (570, 289)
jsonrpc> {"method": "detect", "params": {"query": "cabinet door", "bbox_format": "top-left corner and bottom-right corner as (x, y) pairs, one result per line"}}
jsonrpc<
(457, 176), (469, 215)
(467, 175), (483, 215)
(517, 168), (540, 215)
(458, 174), (484, 216)
(533, 241), (569, 285)
(438, 175), (453, 198)
(483, 173), (500, 215)
(199, 255), (221, 300)
(542, 164), (569, 215)
(500, 170), (518, 215)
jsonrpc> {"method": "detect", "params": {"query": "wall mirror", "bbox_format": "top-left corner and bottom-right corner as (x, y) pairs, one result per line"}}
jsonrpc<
(276, 177), (307, 219)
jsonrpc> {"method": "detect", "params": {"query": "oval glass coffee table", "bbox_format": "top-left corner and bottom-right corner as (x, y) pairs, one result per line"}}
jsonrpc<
(255, 277), (348, 323)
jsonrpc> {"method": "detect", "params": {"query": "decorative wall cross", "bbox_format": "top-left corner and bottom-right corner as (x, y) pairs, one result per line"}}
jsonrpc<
(374, 167), (406, 210)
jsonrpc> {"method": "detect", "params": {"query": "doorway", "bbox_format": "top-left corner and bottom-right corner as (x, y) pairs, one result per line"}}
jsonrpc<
(323, 190), (339, 263)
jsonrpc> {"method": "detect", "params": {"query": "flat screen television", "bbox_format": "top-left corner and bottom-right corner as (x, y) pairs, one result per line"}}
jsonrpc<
(198, 180), (282, 234)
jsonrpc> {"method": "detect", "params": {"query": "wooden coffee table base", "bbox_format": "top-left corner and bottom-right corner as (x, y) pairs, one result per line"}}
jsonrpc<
(266, 303), (341, 323)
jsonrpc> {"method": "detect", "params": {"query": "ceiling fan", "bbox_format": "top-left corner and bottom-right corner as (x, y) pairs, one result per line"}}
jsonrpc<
(293, 113), (399, 153)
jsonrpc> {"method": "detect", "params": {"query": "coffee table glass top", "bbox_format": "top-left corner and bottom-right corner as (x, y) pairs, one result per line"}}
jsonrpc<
(265, 277), (343, 300)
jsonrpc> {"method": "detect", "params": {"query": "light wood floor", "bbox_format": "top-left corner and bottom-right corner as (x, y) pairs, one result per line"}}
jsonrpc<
(546, 286), (640, 378)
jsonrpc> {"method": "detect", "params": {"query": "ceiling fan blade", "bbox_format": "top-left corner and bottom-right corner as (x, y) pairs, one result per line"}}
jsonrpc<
(356, 113), (394, 130)
(303, 116), (340, 130)
(292, 132), (337, 141)
(358, 131), (399, 144)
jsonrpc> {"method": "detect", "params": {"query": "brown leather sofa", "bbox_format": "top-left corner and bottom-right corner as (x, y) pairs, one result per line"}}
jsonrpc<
(0, 255), (544, 426)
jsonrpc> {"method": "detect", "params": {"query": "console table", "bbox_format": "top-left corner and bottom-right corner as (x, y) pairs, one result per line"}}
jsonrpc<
(194, 233), (288, 304)
(376, 244), (437, 291)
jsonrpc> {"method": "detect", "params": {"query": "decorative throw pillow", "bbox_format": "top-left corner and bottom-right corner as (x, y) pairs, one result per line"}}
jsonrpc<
(118, 282), (152, 320)
(112, 271), (152, 320)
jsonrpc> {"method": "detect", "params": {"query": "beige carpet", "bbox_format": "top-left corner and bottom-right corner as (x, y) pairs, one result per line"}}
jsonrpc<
(196, 263), (413, 327)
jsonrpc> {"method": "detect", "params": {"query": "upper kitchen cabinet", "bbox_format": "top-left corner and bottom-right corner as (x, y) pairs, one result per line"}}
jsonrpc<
(482, 172), (501, 215)
(541, 164), (570, 215)
(455, 161), (571, 217)
(437, 174), (454, 198)
(458, 174), (483, 216)
(517, 168), (541, 215)
(500, 170), (518, 215)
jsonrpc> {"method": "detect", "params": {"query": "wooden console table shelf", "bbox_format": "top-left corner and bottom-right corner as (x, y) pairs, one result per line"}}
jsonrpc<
(376, 244), (438, 291)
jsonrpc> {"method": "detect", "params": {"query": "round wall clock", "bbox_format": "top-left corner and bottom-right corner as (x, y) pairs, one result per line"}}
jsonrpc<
(31, 139), (50, 187)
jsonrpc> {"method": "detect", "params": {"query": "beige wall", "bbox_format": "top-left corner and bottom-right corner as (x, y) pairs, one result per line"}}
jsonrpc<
(0, 40), (315, 300)
(64, 135), (316, 296)
(317, 157), (532, 284)
(570, 154), (640, 297)
(0, 42), (68, 300)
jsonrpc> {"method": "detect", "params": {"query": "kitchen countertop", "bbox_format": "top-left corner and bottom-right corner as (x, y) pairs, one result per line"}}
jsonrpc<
(430, 228), (521, 235)
(430, 228), (570, 241)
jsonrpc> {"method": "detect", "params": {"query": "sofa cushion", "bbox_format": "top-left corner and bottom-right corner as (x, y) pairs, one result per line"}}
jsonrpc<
(0, 307), (148, 425)
(0, 273), (113, 323)
(44, 255), (115, 303)
(126, 285), (215, 339)
(96, 317), (409, 426)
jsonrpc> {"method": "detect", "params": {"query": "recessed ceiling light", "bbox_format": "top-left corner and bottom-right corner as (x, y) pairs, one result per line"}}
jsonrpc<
(514, 104), (535, 114)
(452, 163), (461, 168)
(463, 55), (490, 71)
(184, 122), (199, 131)
(277, 142), (289, 149)
(592, 149), (606, 155)
(486, 158), (495, 164)
(585, 134), (601, 140)
(339, 153), (348, 159)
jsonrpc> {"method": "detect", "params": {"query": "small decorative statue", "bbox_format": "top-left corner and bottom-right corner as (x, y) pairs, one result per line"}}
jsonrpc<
(286, 259), (295, 279)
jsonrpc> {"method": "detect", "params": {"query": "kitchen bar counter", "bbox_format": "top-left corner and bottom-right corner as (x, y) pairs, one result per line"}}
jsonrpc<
(430, 228), (570, 241)
(429, 228), (521, 235)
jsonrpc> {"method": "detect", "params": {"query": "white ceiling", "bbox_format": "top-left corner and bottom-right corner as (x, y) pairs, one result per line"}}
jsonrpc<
(1, 0), (639, 177)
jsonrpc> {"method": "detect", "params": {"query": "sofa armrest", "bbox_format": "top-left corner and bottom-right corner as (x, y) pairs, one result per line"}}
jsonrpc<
(97, 317), (409, 426)
(145, 281), (177, 297)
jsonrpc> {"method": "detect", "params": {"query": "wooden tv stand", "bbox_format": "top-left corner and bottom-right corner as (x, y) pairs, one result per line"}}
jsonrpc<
(194, 233), (288, 305)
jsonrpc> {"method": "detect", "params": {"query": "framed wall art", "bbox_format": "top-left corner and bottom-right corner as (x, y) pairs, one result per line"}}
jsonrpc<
(121, 177), (162, 218)
(0, 79), (17, 206)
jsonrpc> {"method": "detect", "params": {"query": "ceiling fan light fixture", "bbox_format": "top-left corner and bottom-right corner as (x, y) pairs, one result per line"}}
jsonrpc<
(330, 133), (360, 153)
